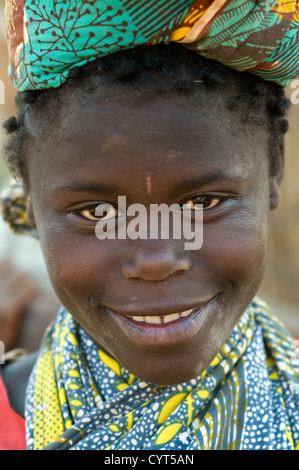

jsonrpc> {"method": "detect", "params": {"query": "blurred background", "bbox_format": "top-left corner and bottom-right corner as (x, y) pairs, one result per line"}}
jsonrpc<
(0, 0), (298, 357)
(0, 0), (60, 356)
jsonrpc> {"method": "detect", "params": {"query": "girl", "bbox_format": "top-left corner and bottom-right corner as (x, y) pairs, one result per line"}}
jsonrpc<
(0, 0), (298, 451)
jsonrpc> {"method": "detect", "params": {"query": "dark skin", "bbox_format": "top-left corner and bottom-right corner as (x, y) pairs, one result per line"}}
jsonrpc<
(3, 83), (284, 416)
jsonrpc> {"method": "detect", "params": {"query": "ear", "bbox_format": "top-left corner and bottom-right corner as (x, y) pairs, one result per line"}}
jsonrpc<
(269, 139), (285, 211)
(26, 195), (37, 228)
(23, 182), (37, 229)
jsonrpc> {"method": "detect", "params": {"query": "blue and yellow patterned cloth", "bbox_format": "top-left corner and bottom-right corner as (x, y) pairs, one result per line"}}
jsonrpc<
(5, 0), (299, 91)
(25, 297), (299, 450)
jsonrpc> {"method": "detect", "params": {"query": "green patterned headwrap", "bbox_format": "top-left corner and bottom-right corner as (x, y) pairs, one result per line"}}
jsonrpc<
(5, 0), (299, 91)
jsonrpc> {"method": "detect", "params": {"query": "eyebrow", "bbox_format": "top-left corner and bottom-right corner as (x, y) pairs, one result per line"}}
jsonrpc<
(51, 181), (120, 195)
(51, 171), (247, 196)
(178, 171), (248, 189)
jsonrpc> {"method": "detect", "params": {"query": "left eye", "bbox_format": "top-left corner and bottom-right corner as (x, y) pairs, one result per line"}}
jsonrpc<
(79, 203), (117, 221)
(183, 195), (222, 210)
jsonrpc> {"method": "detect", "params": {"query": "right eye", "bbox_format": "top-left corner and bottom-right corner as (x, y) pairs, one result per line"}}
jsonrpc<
(79, 203), (118, 221)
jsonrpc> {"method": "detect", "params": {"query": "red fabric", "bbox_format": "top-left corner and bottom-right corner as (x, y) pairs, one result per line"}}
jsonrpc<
(0, 373), (26, 450)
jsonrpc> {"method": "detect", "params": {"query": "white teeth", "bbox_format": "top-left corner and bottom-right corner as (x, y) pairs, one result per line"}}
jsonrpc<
(131, 309), (193, 325)
(131, 315), (148, 323)
(180, 309), (193, 317)
(131, 315), (162, 324)
(163, 313), (181, 324)
(145, 316), (162, 324)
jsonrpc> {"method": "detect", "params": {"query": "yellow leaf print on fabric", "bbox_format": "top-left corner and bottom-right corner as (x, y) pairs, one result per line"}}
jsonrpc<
(170, 5), (207, 42)
(99, 350), (121, 376)
(186, 393), (194, 427)
(65, 419), (73, 429)
(269, 370), (280, 380)
(285, 425), (294, 447)
(68, 332), (79, 346)
(68, 370), (80, 378)
(274, 0), (296, 14)
(158, 393), (187, 424)
(170, 27), (192, 41)
(117, 383), (129, 391)
(155, 422), (183, 446)
(59, 388), (67, 407)
(197, 389), (210, 399)
(267, 357), (276, 367)
(110, 424), (120, 433)
(70, 399), (84, 407)
(210, 352), (222, 367)
(126, 410), (134, 431)
(69, 383), (80, 390)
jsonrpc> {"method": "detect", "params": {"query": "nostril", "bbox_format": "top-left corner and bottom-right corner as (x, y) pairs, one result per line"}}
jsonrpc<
(124, 269), (184, 281)
(121, 251), (191, 281)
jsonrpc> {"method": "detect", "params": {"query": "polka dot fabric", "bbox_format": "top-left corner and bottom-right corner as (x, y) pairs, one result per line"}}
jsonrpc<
(25, 298), (299, 450)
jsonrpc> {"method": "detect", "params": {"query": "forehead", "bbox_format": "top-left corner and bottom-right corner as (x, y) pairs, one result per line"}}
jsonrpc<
(26, 84), (269, 184)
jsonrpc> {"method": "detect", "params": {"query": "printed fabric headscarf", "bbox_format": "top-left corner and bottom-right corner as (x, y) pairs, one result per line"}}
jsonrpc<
(5, 0), (299, 91)
(25, 298), (299, 450)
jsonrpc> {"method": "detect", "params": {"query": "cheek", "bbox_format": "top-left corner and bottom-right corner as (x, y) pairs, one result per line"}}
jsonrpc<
(201, 213), (269, 287)
(38, 230), (113, 307)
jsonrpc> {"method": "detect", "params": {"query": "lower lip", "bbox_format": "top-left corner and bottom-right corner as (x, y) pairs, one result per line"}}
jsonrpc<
(107, 297), (217, 349)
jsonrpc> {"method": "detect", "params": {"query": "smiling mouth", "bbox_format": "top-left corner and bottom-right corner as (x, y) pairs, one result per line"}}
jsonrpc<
(130, 309), (193, 325)
(103, 296), (218, 349)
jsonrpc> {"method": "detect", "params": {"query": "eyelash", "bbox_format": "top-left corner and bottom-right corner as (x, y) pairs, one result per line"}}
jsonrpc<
(75, 195), (227, 222)
(78, 203), (118, 221)
(182, 195), (225, 211)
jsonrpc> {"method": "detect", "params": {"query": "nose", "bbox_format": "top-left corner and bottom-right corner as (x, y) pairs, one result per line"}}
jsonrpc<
(121, 243), (192, 281)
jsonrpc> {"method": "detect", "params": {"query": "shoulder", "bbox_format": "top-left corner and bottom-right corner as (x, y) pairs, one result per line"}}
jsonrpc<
(1, 351), (38, 418)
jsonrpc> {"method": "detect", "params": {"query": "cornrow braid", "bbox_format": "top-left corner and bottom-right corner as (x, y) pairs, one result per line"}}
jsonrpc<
(2, 44), (290, 183)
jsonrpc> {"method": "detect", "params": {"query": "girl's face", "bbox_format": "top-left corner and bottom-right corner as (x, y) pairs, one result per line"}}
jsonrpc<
(26, 87), (281, 385)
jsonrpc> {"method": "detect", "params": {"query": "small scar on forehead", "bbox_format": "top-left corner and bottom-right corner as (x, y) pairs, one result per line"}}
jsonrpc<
(146, 176), (152, 196)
